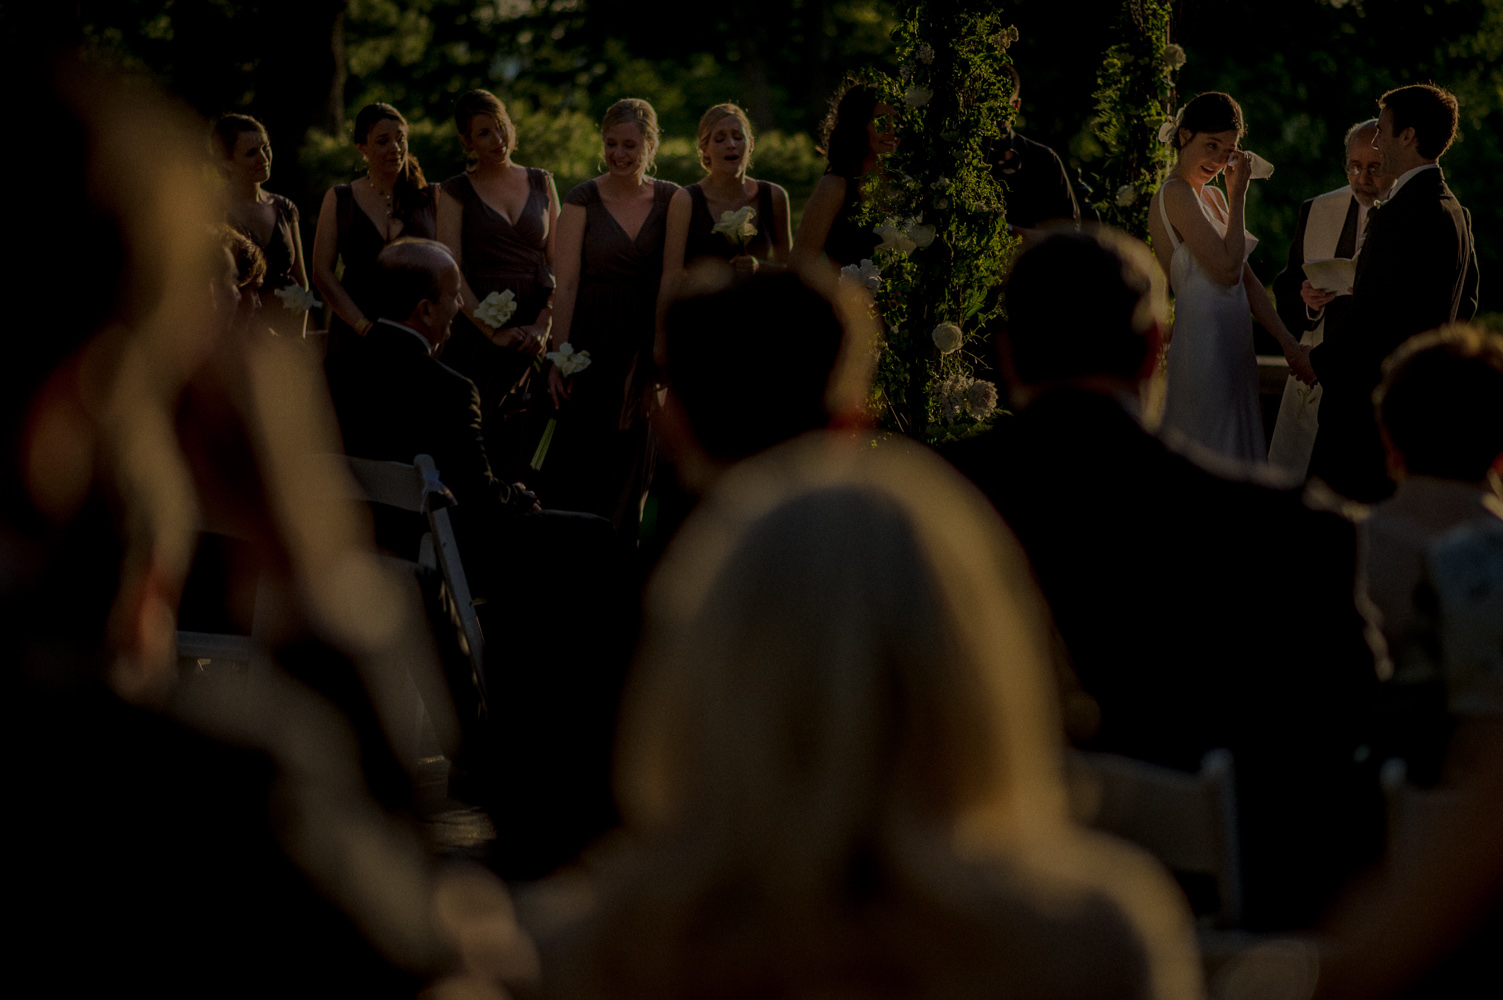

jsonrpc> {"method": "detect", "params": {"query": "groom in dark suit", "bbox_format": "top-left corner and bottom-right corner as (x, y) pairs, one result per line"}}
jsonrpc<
(1307, 84), (1480, 503)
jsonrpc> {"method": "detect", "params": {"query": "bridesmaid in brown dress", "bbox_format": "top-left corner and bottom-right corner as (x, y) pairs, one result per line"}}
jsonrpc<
(543, 98), (678, 533)
(436, 90), (559, 475)
(311, 103), (436, 355)
(657, 104), (791, 343)
(213, 114), (310, 338)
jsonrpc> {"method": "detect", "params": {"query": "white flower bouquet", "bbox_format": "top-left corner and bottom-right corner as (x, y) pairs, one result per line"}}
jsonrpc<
(475, 289), (517, 330)
(712, 206), (758, 251)
(273, 285), (322, 312)
(840, 258), (883, 291)
(530, 343), (593, 471)
(873, 216), (936, 255)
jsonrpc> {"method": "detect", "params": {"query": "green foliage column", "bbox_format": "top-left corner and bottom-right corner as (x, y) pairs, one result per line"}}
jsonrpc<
(866, 1), (1020, 441)
(1088, 0), (1181, 238)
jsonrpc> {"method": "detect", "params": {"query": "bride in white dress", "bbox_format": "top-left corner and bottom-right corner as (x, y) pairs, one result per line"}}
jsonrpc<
(1148, 92), (1315, 463)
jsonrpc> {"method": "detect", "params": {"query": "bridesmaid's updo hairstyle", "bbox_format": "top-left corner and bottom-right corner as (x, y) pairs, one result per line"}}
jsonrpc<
(819, 82), (879, 179)
(211, 113), (267, 160)
(454, 89), (516, 167)
(1171, 92), (1245, 152)
(353, 102), (429, 221)
(696, 103), (755, 175)
(601, 98), (660, 175)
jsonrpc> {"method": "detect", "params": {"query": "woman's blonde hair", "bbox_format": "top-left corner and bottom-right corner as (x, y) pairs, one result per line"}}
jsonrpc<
(696, 103), (754, 176)
(453, 89), (516, 168)
(554, 433), (1079, 993)
(600, 98), (660, 175)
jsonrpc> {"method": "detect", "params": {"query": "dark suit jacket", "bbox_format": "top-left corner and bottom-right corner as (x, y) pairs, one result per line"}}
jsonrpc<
(1271, 191), (1359, 339)
(991, 131), (1081, 230)
(1308, 167), (1479, 501)
(946, 388), (1381, 928)
(325, 320), (531, 557)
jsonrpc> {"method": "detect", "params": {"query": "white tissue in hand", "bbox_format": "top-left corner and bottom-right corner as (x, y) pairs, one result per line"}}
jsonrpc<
(1244, 151), (1275, 180)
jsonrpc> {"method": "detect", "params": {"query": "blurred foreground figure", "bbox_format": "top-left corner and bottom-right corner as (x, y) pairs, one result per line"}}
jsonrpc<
(2, 56), (532, 996)
(1317, 330), (1503, 994)
(528, 434), (1204, 1000)
(948, 226), (1382, 929)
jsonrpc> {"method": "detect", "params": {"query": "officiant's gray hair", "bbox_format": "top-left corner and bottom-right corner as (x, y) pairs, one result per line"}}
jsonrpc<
(1344, 118), (1379, 150)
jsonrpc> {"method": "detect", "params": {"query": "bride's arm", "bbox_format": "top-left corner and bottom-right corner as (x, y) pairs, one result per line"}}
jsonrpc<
(1160, 175), (1248, 287)
(1245, 266), (1316, 384)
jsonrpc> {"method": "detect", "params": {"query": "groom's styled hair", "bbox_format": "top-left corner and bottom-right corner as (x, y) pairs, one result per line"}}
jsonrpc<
(1002, 226), (1166, 386)
(1380, 84), (1460, 160)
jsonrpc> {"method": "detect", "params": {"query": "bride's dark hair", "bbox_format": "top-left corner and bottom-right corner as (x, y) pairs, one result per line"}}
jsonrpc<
(1172, 92), (1245, 151)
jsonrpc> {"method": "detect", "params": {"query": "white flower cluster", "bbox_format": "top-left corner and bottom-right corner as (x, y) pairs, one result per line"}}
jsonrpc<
(916, 42), (935, 64)
(1115, 184), (1138, 207)
(931, 321), (962, 354)
(712, 205), (758, 245)
(937, 375), (999, 423)
(840, 258), (882, 291)
(273, 285), (322, 312)
(873, 216), (937, 254)
(1164, 43), (1187, 71)
(475, 289), (517, 329)
(904, 86), (933, 108)
(545, 342), (592, 376)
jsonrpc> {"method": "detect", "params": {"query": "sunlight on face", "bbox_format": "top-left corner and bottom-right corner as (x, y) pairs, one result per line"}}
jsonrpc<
(1178, 128), (1239, 182)
(603, 122), (648, 177)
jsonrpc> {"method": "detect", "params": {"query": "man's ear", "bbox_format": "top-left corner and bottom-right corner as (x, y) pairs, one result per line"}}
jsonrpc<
(1399, 126), (1419, 150)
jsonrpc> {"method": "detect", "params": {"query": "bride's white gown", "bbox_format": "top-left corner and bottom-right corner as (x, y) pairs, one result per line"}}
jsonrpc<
(1158, 181), (1266, 462)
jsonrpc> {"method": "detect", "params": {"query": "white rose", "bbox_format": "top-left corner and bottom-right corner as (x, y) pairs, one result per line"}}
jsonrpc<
(904, 86), (933, 107)
(905, 217), (937, 248)
(874, 219), (918, 254)
(840, 258), (882, 291)
(1115, 184), (1138, 207)
(965, 379), (998, 419)
(931, 322), (963, 354)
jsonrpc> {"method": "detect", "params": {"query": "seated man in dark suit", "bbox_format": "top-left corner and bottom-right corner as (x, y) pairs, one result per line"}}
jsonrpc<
(326, 238), (626, 880)
(947, 226), (1383, 929)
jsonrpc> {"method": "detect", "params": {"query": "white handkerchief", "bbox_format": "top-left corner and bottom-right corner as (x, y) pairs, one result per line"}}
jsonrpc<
(1244, 151), (1275, 180)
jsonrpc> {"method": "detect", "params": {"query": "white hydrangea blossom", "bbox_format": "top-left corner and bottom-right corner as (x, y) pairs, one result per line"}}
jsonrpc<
(916, 42), (935, 64)
(1164, 43), (1187, 70)
(840, 258), (882, 291)
(903, 86), (933, 107)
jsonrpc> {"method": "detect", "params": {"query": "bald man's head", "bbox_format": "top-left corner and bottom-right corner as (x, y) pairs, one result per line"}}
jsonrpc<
(375, 238), (462, 347)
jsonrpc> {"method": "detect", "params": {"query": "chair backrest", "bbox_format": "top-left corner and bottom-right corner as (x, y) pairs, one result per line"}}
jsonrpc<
(1067, 748), (1242, 927)
(326, 454), (489, 715)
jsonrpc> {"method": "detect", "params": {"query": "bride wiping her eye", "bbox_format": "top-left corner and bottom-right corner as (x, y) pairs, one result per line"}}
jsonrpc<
(1148, 91), (1316, 464)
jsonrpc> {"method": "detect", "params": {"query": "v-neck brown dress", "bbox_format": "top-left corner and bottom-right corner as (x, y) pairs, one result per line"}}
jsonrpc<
(437, 169), (556, 472)
(326, 183), (436, 354)
(538, 177), (677, 531)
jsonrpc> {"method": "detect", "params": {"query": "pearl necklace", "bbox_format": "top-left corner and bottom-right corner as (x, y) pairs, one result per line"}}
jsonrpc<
(367, 174), (394, 217)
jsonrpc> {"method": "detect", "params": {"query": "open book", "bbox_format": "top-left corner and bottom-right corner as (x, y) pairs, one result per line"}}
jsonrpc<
(1303, 257), (1357, 294)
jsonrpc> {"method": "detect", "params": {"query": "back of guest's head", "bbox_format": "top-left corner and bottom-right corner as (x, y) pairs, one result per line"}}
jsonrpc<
(1380, 84), (1460, 160)
(664, 271), (850, 464)
(820, 81), (879, 177)
(1376, 324), (1503, 482)
(569, 435), (1070, 990)
(1002, 226), (1166, 386)
(374, 238), (454, 321)
(1171, 91), (1244, 152)
(211, 113), (267, 160)
(221, 224), (266, 290)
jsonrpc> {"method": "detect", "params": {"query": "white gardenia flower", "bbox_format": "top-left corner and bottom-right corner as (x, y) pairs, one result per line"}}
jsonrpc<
(874, 219), (918, 254)
(1164, 43), (1187, 70)
(475, 289), (518, 329)
(917, 42), (935, 64)
(904, 86), (933, 108)
(840, 258), (882, 291)
(905, 217), (937, 248)
(545, 342), (593, 376)
(1115, 184), (1138, 207)
(712, 206), (758, 244)
(273, 285), (322, 312)
(931, 321), (963, 354)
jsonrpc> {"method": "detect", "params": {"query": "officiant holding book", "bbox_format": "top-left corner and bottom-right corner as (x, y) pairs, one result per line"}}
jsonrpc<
(1306, 84), (1480, 503)
(1267, 119), (1393, 475)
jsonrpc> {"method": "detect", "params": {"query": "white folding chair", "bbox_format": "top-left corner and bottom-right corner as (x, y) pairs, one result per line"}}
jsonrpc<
(324, 453), (490, 716)
(1067, 747), (1242, 928)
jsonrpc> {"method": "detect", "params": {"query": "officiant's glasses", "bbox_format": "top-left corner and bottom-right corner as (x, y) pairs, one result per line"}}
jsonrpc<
(1347, 162), (1384, 179)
